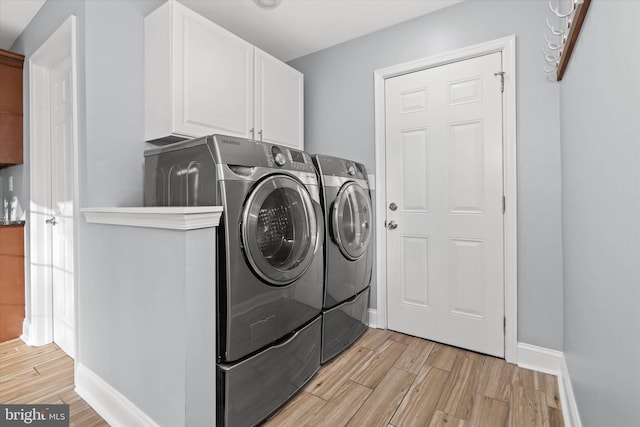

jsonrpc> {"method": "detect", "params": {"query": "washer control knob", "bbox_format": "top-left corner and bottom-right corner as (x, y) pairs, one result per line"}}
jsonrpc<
(271, 146), (286, 166)
(347, 165), (356, 176)
(274, 152), (286, 166)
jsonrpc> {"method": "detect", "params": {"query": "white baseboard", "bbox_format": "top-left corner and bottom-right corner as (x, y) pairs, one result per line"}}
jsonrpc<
(517, 342), (563, 375)
(517, 343), (581, 427)
(367, 308), (378, 328)
(20, 317), (32, 346)
(558, 355), (582, 427)
(20, 316), (53, 347)
(75, 363), (159, 427)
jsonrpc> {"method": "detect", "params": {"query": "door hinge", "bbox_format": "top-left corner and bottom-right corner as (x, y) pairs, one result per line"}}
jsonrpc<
(502, 196), (506, 214)
(494, 71), (505, 93)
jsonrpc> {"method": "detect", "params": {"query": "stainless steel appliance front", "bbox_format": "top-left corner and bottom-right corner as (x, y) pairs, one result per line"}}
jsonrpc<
(144, 135), (324, 426)
(312, 154), (373, 364)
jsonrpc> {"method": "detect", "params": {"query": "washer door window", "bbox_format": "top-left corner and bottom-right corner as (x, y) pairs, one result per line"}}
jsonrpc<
(332, 182), (372, 260)
(242, 175), (319, 286)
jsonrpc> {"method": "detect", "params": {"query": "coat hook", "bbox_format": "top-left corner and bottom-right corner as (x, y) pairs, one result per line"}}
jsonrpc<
(544, 33), (561, 50)
(548, 0), (575, 18)
(546, 17), (568, 35)
(542, 49), (559, 63)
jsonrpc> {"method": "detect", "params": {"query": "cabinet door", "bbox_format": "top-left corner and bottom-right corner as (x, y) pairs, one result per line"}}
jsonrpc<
(0, 52), (24, 165)
(0, 226), (24, 342)
(254, 48), (304, 149)
(173, 2), (254, 139)
(0, 114), (23, 165)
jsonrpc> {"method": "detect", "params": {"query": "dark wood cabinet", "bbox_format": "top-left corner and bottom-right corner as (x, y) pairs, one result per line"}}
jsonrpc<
(0, 225), (25, 342)
(0, 49), (25, 168)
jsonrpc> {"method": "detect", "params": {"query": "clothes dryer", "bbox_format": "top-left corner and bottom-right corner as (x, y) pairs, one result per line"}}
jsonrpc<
(144, 135), (324, 426)
(312, 154), (373, 363)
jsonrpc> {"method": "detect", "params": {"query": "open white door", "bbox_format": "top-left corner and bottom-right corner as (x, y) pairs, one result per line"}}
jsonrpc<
(26, 16), (77, 359)
(384, 52), (505, 357)
(50, 56), (75, 358)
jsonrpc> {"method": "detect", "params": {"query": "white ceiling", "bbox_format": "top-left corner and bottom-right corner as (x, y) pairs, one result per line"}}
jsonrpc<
(0, 0), (46, 50)
(0, 0), (464, 61)
(181, 0), (464, 62)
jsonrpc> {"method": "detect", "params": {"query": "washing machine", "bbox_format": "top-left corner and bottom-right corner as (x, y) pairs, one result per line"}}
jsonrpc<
(144, 135), (324, 427)
(312, 154), (373, 363)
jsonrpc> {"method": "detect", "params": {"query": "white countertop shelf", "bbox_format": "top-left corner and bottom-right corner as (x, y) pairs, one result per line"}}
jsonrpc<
(81, 206), (223, 230)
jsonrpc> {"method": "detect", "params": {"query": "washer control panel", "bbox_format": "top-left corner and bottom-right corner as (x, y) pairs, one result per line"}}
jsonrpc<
(263, 144), (314, 172)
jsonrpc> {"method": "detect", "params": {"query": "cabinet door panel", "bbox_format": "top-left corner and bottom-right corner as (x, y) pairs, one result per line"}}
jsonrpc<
(0, 114), (23, 164)
(255, 49), (303, 149)
(0, 51), (24, 165)
(0, 256), (25, 304)
(0, 226), (24, 255)
(174, 5), (253, 139)
(0, 304), (24, 342)
(0, 226), (24, 342)
(0, 63), (22, 114)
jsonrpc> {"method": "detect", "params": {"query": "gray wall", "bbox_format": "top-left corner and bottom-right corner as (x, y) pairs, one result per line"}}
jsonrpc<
(82, 225), (188, 426)
(84, 0), (160, 207)
(289, 0), (564, 350)
(559, 1), (640, 425)
(81, 224), (217, 427)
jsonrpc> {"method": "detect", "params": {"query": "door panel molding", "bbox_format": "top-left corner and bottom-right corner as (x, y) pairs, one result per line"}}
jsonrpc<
(25, 16), (78, 360)
(374, 35), (517, 363)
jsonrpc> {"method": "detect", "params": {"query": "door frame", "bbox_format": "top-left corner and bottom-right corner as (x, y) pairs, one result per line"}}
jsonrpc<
(23, 16), (79, 357)
(373, 35), (517, 363)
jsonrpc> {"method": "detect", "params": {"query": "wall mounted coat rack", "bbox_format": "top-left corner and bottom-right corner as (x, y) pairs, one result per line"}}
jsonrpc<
(544, 0), (591, 81)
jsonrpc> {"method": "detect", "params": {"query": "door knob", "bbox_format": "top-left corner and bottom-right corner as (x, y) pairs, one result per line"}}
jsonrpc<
(45, 216), (58, 226)
(387, 220), (398, 230)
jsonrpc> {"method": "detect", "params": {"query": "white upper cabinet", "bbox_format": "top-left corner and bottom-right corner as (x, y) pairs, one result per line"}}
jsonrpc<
(145, 1), (253, 144)
(254, 48), (304, 149)
(145, 1), (304, 148)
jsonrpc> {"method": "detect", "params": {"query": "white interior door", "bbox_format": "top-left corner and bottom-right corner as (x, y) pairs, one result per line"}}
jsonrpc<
(50, 56), (75, 358)
(27, 16), (77, 356)
(384, 52), (504, 357)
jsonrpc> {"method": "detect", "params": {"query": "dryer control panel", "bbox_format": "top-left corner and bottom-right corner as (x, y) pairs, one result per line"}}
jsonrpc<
(312, 154), (368, 181)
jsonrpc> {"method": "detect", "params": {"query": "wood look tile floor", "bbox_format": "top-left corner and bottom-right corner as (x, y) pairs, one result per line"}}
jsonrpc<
(1, 329), (564, 427)
(263, 328), (564, 427)
(0, 338), (107, 427)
